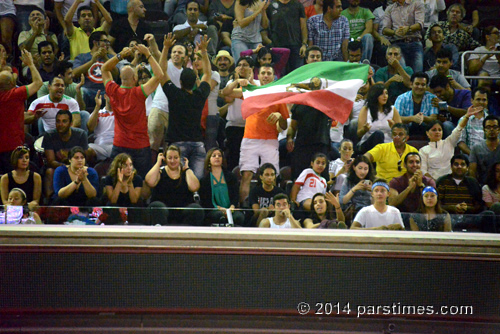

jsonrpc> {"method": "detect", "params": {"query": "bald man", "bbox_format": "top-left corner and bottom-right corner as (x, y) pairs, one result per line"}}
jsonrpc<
(0, 50), (43, 174)
(102, 43), (163, 178)
(109, 0), (151, 54)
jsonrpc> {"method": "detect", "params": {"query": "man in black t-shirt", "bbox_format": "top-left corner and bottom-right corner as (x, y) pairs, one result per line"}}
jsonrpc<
(286, 47), (332, 180)
(163, 35), (212, 180)
(109, 0), (151, 54)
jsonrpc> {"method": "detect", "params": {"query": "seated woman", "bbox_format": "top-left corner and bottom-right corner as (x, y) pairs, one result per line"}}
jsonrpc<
(1, 146), (41, 211)
(53, 147), (99, 206)
(102, 153), (144, 224)
(482, 162), (500, 214)
(3, 188), (42, 224)
(410, 186), (452, 232)
(339, 155), (375, 223)
(356, 84), (402, 154)
(239, 44), (290, 79)
(290, 153), (329, 212)
(249, 163), (285, 226)
(303, 192), (346, 229)
(145, 145), (204, 226)
(329, 139), (354, 194)
(419, 106), (480, 180)
(199, 147), (245, 226)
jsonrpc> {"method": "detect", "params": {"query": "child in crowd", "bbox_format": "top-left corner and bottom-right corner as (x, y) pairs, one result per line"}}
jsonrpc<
(351, 180), (404, 230)
(259, 193), (301, 228)
(290, 153), (328, 211)
(303, 192), (346, 229)
(329, 139), (354, 194)
(249, 163), (285, 226)
(410, 186), (452, 232)
(2, 188), (42, 224)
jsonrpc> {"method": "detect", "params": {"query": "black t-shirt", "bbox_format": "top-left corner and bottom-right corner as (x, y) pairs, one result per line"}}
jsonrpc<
(266, 0), (305, 47)
(249, 185), (285, 208)
(104, 174), (143, 207)
(164, 80), (211, 142)
(109, 18), (151, 53)
(42, 128), (89, 158)
(292, 104), (332, 147)
(151, 167), (194, 207)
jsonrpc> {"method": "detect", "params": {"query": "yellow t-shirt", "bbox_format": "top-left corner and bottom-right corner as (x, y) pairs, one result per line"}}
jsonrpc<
(68, 26), (104, 60)
(368, 142), (418, 182)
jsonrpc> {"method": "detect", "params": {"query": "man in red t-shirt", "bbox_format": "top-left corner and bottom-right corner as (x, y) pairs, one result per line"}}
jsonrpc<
(0, 50), (43, 174)
(101, 43), (163, 178)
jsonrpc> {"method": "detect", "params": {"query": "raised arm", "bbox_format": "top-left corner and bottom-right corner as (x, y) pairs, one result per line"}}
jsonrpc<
(94, 0), (113, 33)
(159, 33), (176, 84)
(21, 50), (43, 97)
(134, 44), (164, 95)
(101, 47), (133, 84)
(87, 90), (102, 133)
(145, 153), (164, 188)
(64, 0), (82, 37)
(197, 35), (212, 84)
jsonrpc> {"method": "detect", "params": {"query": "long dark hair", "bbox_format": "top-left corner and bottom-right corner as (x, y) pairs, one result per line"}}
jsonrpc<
(346, 155), (375, 185)
(257, 162), (277, 186)
(486, 162), (500, 192)
(416, 189), (444, 214)
(365, 83), (391, 122)
(309, 192), (336, 224)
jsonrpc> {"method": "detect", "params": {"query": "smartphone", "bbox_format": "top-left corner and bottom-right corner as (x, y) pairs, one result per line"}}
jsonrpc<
(363, 180), (371, 185)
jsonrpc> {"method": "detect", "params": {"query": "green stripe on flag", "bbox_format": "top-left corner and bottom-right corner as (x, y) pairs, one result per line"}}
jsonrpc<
(244, 61), (369, 92)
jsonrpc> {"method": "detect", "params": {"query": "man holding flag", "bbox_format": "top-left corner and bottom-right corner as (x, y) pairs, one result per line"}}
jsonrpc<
(223, 63), (289, 206)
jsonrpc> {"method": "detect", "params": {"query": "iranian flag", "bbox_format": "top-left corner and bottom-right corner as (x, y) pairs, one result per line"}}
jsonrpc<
(241, 61), (369, 124)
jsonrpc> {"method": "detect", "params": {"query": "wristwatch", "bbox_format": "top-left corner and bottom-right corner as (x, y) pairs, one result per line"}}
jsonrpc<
(116, 53), (122, 61)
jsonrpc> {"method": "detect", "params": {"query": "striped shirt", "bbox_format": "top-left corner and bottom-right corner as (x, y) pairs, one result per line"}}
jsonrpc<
(307, 14), (350, 61)
(458, 111), (488, 149)
(28, 94), (80, 132)
(436, 175), (482, 213)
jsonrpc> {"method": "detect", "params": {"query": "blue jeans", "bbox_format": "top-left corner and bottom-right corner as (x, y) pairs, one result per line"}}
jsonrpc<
(361, 34), (374, 63)
(231, 40), (260, 65)
(111, 145), (152, 179)
(174, 141), (206, 180)
(394, 41), (423, 73)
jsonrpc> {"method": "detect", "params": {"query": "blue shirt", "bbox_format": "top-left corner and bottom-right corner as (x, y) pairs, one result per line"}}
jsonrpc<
(395, 91), (438, 117)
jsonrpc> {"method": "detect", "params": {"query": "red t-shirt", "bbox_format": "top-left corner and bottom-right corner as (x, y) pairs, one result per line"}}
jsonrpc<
(0, 86), (28, 153)
(105, 81), (149, 149)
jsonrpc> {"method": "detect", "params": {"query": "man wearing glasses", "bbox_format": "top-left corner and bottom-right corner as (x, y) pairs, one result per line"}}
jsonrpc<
(469, 115), (500, 185)
(74, 31), (116, 111)
(364, 123), (418, 182)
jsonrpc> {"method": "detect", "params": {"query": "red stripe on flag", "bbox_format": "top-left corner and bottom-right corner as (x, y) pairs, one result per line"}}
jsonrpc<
(241, 90), (353, 123)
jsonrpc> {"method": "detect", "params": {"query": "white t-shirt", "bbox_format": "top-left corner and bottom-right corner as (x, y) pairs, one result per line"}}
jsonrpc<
(268, 217), (292, 229)
(354, 205), (404, 229)
(295, 168), (327, 203)
(173, 19), (207, 45)
(0, 2), (16, 15)
(151, 62), (183, 112)
(28, 94), (80, 131)
(329, 158), (347, 191)
(225, 79), (246, 128)
(54, 0), (93, 23)
(360, 106), (395, 144)
(207, 70), (221, 116)
(93, 107), (115, 145)
(469, 46), (500, 77)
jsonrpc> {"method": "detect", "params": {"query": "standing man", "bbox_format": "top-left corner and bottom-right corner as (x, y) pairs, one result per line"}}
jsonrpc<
(65, 1), (113, 60)
(101, 43), (163, 178)
(287, 47), (331, 180)
(267, 0), (308, 72)
(149, 40), (187, 156)
(73, 31), (116, 110)
(163, 35), (212, 180)
(341, 0), (374, 62)
(307, 0), (349, 62)
(381, 0), (424, 73)
(0, 51), (42, 174)
(109, 0), (151, 54)
(469, 115), (500, 185)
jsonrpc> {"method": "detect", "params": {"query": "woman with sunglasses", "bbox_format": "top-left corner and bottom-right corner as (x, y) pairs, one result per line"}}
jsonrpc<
(1, 146), (41, 211)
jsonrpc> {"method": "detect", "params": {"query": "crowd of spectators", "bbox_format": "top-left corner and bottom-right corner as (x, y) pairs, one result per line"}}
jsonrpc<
(0, 0), (499, 231)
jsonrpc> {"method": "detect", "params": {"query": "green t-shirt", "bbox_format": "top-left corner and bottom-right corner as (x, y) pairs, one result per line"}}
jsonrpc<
(341, 7), (375, 40)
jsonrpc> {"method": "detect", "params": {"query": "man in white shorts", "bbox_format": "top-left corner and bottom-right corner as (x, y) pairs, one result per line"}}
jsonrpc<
(259, 193), (301, 228)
